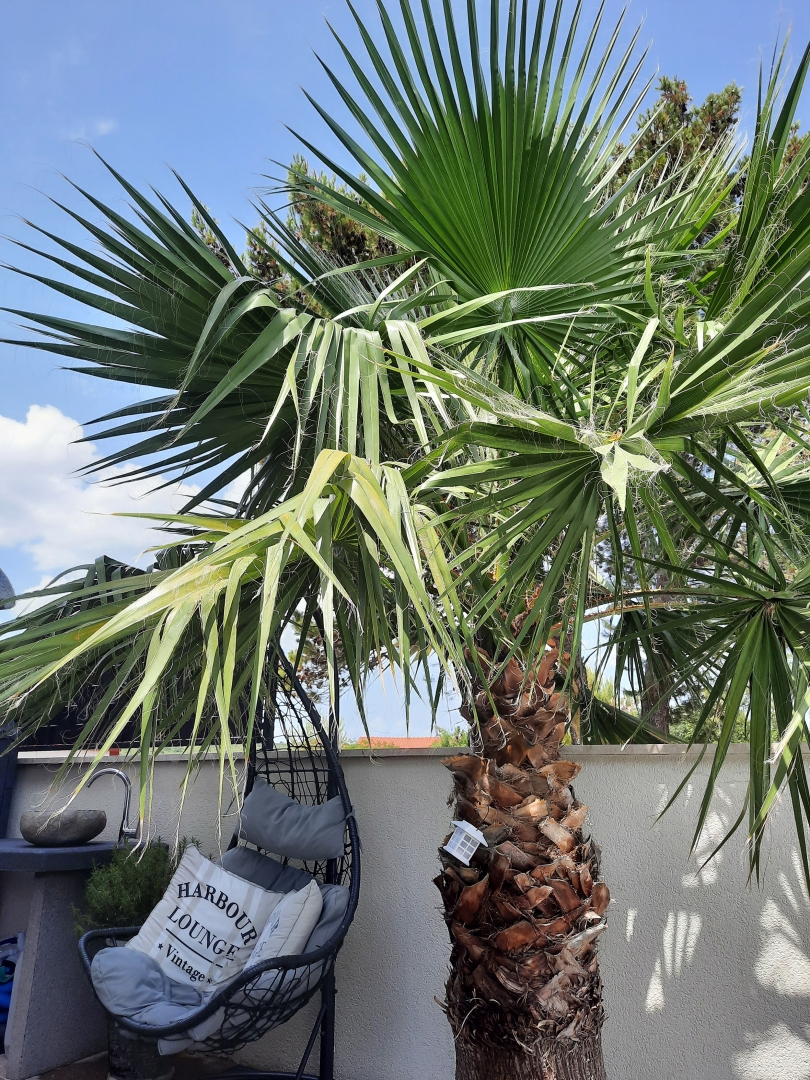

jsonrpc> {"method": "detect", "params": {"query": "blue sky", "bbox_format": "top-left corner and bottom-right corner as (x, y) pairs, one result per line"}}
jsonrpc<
(0, 0), (808, 734)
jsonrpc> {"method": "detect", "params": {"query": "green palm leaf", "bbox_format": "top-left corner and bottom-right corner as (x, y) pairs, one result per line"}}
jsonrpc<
(284, 0), (685, 355)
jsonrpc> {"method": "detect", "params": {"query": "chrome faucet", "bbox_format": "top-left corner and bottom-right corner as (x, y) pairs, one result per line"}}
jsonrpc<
(87, 768), (140, 844)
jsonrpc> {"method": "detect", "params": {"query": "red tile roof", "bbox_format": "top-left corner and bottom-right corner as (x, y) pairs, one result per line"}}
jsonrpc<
(351, 736), (442, 748)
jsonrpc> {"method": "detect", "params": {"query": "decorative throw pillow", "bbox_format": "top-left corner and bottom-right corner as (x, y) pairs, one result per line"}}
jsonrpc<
(246, 880), (323, 970)
(237, 778), (347, 860)
(127, 845), (281, 989)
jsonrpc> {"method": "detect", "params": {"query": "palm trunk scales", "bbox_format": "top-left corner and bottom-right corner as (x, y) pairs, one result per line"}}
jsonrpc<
(437, 645), (609, 1080)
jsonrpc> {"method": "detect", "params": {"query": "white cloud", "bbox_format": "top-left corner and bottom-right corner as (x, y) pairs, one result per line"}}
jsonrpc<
(223, 471), (250, 506)
(50, 40), (85, 69)
(0, 405), (197, 583)
(61, 117), (118, 140)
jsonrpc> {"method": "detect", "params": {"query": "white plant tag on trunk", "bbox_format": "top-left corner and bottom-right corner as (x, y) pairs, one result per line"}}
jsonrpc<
(127, 846), (281, 988)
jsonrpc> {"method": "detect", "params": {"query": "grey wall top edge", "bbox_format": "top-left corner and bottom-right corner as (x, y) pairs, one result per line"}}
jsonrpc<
(16, 742), (754, 765)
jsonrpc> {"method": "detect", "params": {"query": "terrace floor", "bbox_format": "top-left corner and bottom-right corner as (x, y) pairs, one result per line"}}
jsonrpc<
(0, 1050), (238, 1079)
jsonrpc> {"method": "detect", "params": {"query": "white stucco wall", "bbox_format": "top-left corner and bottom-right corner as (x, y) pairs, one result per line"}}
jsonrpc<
(4, 744), (808, 1080)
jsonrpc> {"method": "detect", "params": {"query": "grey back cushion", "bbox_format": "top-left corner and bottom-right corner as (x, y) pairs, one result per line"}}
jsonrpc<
(237, 777), (346, 860)
(218, 845), (313, 893)
(307, 883), (350, 952)
(219, 845), (350, 954)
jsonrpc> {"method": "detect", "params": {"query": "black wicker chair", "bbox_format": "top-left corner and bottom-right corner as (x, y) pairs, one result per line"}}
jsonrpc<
(78, 651), (360, 1080)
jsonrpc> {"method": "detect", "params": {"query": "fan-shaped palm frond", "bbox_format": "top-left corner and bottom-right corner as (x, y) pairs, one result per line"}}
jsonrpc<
(284, 0), (721, 357)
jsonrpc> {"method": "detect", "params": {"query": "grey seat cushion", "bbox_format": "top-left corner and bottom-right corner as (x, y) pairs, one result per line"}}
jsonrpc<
(237, 778), (346, 860)
(92, 946), (202, 1018)
(91, 947), (222, 1054)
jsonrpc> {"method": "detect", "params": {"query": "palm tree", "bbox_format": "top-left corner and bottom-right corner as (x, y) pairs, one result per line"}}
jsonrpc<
(2, 2), (810, 1077)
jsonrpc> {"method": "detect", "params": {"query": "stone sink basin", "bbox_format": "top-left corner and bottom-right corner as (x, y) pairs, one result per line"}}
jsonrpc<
(19, 809), (107, 847)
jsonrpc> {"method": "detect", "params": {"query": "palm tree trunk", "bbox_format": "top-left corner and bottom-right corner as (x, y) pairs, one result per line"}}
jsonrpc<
(455, 1036), (607, 1080)
(641, 573), (673, 735)
(437, 642), (609, 1080)
(641, 653), (673, 734)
